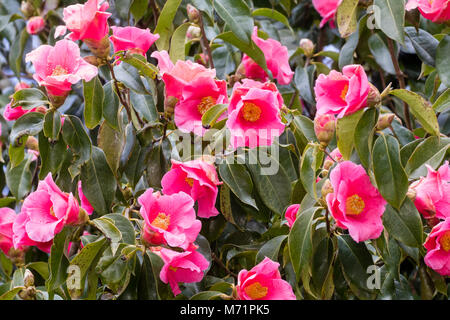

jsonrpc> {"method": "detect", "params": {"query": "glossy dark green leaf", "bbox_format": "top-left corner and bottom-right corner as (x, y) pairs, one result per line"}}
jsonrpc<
(10, 112), (44, 146)
(219, 162), (257, 209)
(5, 154), (33, 200)
(405, 27), (439, 67)
(46, 227), (71, 295)
(354, 108), (378, 169)
(8, 28), (29, 77)
(214, 0), (253, 43)
(436, 35), (450, 87)
(372, 134), (408, 209)
(102, 81), (120, 130)
(83, 76), (104, 129)
(368, 33), (396, 75)
(12, 88), (49, 108)
(154, 0), (182, 51)
(81, 147), (116, 215)
(373, 0), (405, 44)
(43, 109), (62, 141)
(300, 144), (324, 199)
(337, 109), (364, 160)
(382, 198), (423, 248)
(256, 235), (287, 264)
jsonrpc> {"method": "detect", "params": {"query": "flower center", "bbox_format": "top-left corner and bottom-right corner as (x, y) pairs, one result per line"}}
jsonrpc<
(345, 194), (365, 216)
(340, 84), (349, 101)
(185, 177), (194, 187)
(151, 212), (170, 230)
(244, 282), (268, 299)
(52, 65), (68, 76)
(242, 102), (262, 122)
(440, 231), (450, 252)
(169, 266), (178, 272)
(50, 206), (56, 217)
(197, 96), (216, 115)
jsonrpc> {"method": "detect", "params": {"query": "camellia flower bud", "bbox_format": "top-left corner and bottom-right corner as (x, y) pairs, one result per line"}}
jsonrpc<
(83, 35), (111, 59)
(20, 1), (34, 18)
(299, 38), (315, 58)
(25, 136), (39, 152)
(314, 114), (336, 146)
(23, 269), (35, 288)
(321, 179), (334, 199)
(187, 4), (200, 23)
(26, 16), (45, 35)
(164, 96), (179, 119)
(367, 83), (381, 107)
(376, 113), (395, 131)
(187, 25), (201, 39)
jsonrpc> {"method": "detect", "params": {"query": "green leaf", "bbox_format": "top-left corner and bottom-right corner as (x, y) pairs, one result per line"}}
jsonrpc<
(368, 33), (396, 75)
(219, 162), (257, 209)
(43, 109), (62, 141)
(300, 144), (324, 199)
(83, 76), (104, 129)
(190, 291), (225, 300)
(372, 133), (408, 209)
(38, 131), (67, 179)
(114, 62), (149, 94)
(214, 0), (253, 43)
(336, 109), (364, 160)
(102, 81), (120, 130)
(47, 227), (71, 295)
(8, 140), (25, 169)
(154, 0), (182, 51)
(436, 35), (450, 87)
(120, 54), (159, 80)
(138, 251), (167, 300)
(294, 65), (316, 106)
(201, 104), (227, 128)
(10, 112), (44, 146)
(61, 115), (92, 178)
(432, 88), (450, 113)
(382, 198), (423, 248)
(97, 121), (124, 174)
(92, 217), (122, 243)
(390, 89), (440, 136)
(337, 235), (373, 292)
(169, 22), (190, 63)
(246, 149), (291, 215)
(102, 214), (136, 245)
(216, 32), (269, 77)
(80, 147), (116, 215)
(256, 235), (287, 264)
(251, 8), (293, 33)
(8, 28), (29, 77)
(288, 207), (320, 279)
(373, 0), (405, 44)
(6, 154), (33, 200)
(336, 0), (359, 38)
(405, 27), (439, 67)
(12, 88), (49, 108)
(312, 237), (336, 299)
(354, 108), (378, 169)
(0, 286), (24, 300)
(67, 238), (107, 299)
(0, 13), (22, 33)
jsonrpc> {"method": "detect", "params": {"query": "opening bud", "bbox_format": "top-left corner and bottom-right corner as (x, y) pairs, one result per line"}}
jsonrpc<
(187, 4), (200, 23)
(376, 113), (395, 131)
(187, 25), (201, 39)
(321, 179), (334, 199)
(367, 83), (381, 107)
(314, 114), (336, 146)
(24, 269), (35, 288)
(299, 38), (315, 58)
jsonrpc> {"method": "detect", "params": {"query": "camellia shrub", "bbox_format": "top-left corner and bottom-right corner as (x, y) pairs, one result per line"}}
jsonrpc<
(0, 0), (448, 301)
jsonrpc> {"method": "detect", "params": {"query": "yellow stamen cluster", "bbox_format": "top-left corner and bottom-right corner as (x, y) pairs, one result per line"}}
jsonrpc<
(52, 65), (68, 76)
(242, 102), (262, 122)
(345, 194), (365, 216)
(440, 232), (450, 252)
(197, 96), (216, 115)
(244, 282), (268, 299)
(151, 212), (170, 230)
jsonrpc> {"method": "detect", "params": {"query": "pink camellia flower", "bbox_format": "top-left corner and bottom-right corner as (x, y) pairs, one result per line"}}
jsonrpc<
(424, 217), (450, 276)
(25, 39), (98, 97)
(174, 76), (228, 136)
(0, 208), (18, 256)
(151, 50), (216, 100)
(110, 26), (159, 56)
(406, 0), (450, 23)
(138, 188), (201, 249)
(26, 16), (45, 35)
(3, 102), (37, 121)
(78, 181), (94, 215)
(61, 0), (111, 42)
(326, 161), (387, 242)
(314, 65), (370, 118)
(409, 161), (450, 220)
(12, 173), (83, 253)
(161, 159), (222, 219)
(314, 114), (336, 145)
(284, 204), (300, 228)
(154, 244), (209, 296)
(226, 87), (285, 149)
(241, 27), (294, 85)
(229, 79), (284, 113)
(236, 257), (296, 300)
(312, 0), (343, 28)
